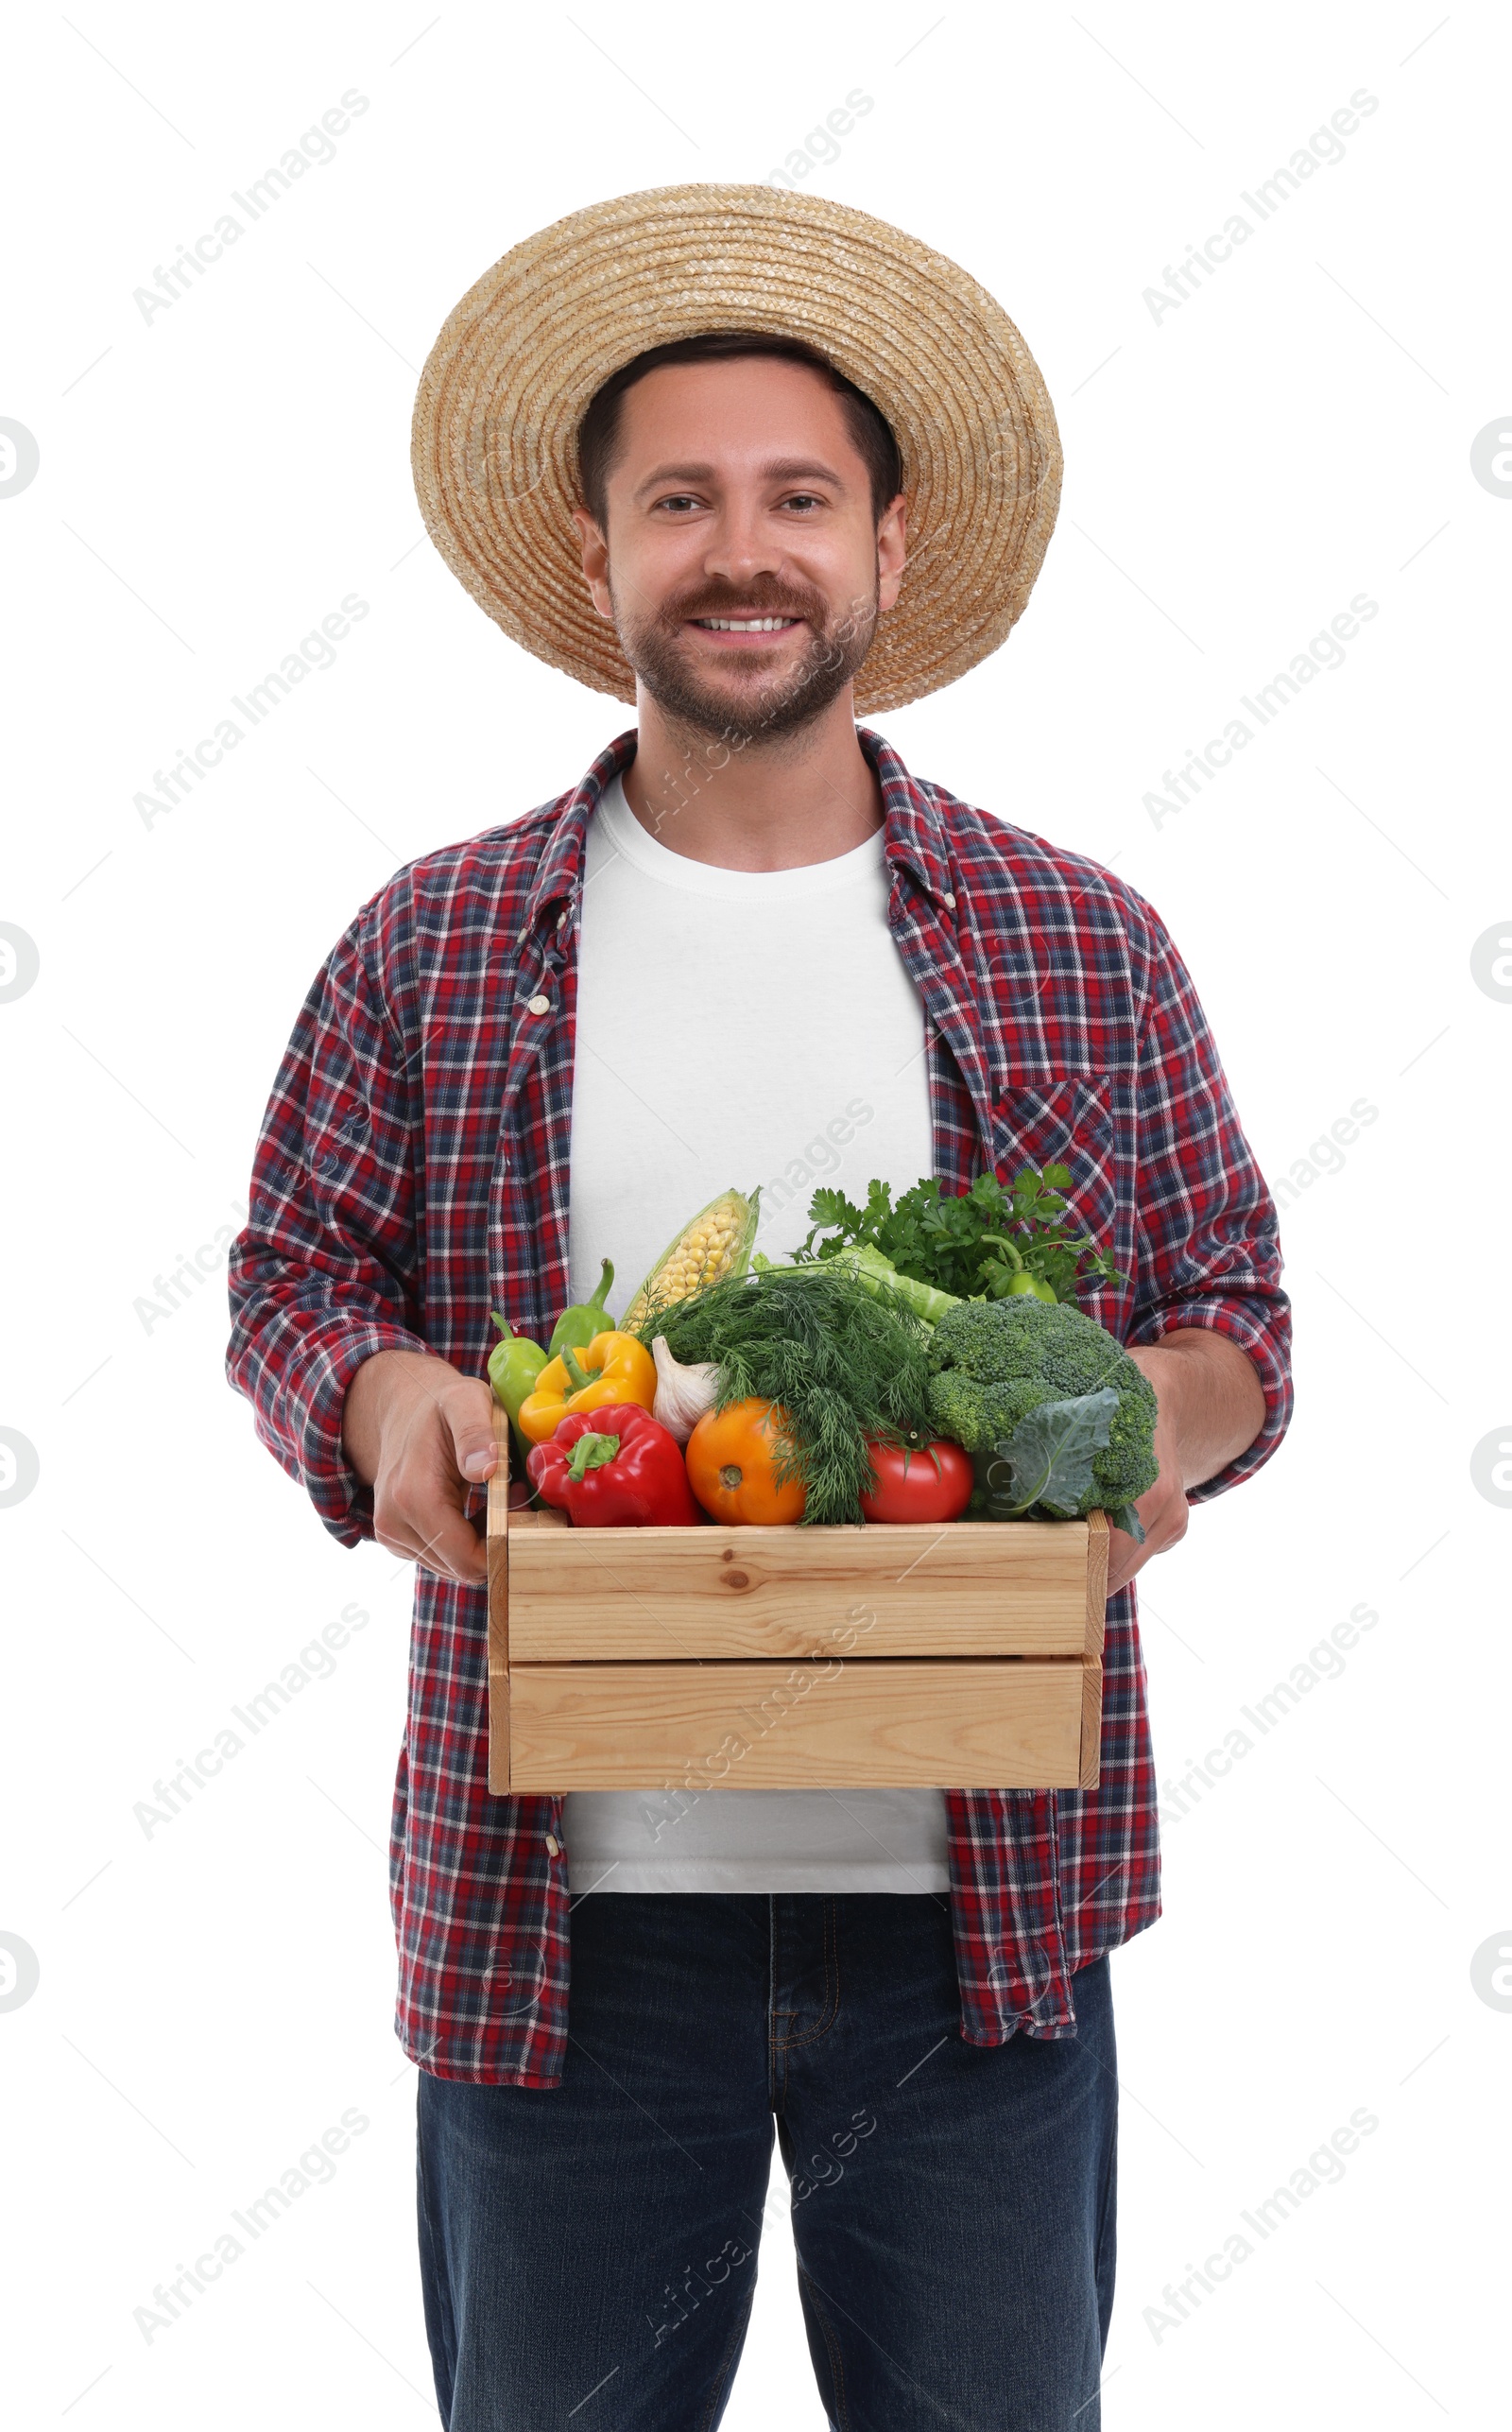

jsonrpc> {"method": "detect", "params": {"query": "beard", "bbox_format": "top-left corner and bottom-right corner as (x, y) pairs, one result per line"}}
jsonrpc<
(609, 568), (879, 746)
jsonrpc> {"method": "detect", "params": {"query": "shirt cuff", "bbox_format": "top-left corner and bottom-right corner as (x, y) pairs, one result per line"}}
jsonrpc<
(269, 1317), (431, 1548)
(1126, 1298), (1293, 1505)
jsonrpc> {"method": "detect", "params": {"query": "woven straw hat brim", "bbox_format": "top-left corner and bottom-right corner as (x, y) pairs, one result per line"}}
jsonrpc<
(410, 183), (1061, 716)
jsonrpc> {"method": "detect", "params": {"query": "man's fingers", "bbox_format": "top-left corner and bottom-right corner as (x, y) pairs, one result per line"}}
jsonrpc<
(375, 1469), (488, 1585)
(375, 1520), (440, 1569)
(1106, 1537), (1138, 1595)
(377, 1507), (486, 1585)
(1104, 1474), (1189, 1593)
(411, 1508), (488, 1586)
(352, 1354), (495, 1583)
(446, 1379), (502, 1485)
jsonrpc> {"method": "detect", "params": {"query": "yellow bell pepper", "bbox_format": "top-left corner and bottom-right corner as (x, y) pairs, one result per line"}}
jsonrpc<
(516, 1329), (659, 1445)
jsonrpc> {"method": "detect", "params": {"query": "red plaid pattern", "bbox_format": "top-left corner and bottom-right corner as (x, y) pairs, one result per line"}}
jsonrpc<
(228, 727), (1292, 2084)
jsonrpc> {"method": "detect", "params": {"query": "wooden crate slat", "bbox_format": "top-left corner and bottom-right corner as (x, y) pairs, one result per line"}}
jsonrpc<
(507, 1518), (1090, 1662)
(485, 1404), (511, 1794)
(1079, 1510), (1109, 1788)
(507, 1658), (1084, 1791)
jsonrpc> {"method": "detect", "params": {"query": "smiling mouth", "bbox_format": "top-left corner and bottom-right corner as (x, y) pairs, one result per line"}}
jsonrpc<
(689, 615), (801, 632)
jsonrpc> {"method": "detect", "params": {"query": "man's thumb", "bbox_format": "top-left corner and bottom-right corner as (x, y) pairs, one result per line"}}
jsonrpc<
(450, 1389), (500, 1484)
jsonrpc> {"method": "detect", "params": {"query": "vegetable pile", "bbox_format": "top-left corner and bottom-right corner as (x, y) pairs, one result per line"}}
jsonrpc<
(486, 1164), (1157, 1537)
(648, 1261), (936, 1526)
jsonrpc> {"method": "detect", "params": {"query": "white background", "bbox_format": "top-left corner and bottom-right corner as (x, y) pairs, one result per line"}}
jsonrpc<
(2, 2), (1506, 2424)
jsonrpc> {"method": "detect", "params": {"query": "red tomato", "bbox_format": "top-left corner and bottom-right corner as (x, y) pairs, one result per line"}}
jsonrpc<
(859, 1439), (973, 1524)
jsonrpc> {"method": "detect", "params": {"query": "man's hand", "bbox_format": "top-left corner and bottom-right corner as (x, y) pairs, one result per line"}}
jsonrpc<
(342, 1349), (500, 1586)
(1106, 1331), (1266, 1595)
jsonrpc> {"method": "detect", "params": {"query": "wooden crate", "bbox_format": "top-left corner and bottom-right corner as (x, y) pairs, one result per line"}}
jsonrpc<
(486, 1406), (1108, 1795)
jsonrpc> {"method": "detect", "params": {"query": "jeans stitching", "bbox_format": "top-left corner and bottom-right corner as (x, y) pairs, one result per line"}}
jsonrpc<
(1091, 2018), (1118, 2354)
(772, 1896), (841, 2053)
(798, 2264), (852, 2432)
(1094, 2117), (1116, 2273)
(767, 1895), (785, 2111)
(695, 2279), (758, 2432)
(414, 2096), (455, 2419)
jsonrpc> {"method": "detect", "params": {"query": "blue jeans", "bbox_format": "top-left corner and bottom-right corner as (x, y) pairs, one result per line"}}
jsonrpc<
(417, 1894), (1117, 2430)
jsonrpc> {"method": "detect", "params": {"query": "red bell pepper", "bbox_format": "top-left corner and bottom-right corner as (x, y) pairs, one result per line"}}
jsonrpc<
(524, 1403), (701, 1527)
(858, 1438), (974, 1524)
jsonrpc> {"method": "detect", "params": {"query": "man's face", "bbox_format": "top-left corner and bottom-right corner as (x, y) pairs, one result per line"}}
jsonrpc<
(574, 356), (906, 744)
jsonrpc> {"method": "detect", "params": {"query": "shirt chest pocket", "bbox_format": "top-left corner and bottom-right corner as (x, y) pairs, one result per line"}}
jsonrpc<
(987, 1074), (1118, 1250)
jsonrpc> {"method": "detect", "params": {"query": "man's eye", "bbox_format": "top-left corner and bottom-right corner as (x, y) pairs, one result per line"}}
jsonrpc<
(654, 493), (702, 513)
(782, 493), (823, 511)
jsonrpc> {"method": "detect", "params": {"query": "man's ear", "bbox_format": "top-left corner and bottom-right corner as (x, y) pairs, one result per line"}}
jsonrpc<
(876, 493), (907, 614)
(572, 505), (614, 621)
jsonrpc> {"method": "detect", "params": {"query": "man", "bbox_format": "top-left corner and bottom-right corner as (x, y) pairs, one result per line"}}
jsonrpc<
(229, 186), (1292, 2429)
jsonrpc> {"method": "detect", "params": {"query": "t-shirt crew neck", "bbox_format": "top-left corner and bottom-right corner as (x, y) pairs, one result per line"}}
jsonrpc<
(560, 768), (948, 1895)
(593, 769), (891, 902)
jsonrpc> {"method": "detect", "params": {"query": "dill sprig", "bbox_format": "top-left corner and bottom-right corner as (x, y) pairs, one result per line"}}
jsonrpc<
(639, 1264), (936, 1525)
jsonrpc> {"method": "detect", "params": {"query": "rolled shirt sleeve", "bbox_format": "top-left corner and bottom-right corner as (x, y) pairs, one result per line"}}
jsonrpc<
(1124, 906), (1294, 1504)
(226, 905), (429, 1546)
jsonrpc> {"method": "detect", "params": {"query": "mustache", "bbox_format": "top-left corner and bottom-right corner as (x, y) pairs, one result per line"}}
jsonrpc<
(656, 577), (827, 628)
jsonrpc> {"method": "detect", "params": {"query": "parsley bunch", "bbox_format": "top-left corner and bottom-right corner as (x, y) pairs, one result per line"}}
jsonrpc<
(799, 1165), (1125, 1307)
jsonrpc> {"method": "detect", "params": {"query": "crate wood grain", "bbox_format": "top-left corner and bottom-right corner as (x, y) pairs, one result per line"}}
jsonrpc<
(508, 1659), (1084, 1790)
(508, 1514), (1089, 1660)
(485, 1406), (1108, 1796)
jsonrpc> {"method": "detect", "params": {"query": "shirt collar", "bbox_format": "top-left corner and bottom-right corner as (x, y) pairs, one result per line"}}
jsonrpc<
(521, 720), (954, 930)
(519, 727), (637, 935)
(858, 724), (956, 911)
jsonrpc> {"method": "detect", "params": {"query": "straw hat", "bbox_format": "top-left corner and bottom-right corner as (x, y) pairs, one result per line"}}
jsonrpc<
(410, 183), (1061, 715)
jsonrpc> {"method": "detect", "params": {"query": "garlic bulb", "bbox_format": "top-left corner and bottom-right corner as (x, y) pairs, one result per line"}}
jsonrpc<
(651, 1336), (717, 1444)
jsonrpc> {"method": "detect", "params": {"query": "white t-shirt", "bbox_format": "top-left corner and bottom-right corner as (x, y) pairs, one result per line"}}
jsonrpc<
(560, 770), (948, 1894)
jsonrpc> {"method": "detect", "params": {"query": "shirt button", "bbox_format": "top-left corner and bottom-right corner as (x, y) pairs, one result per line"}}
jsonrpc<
(517, 926), (530, 944)
(526, 994), (551, 1015)
(942, 891), (956, 909)
(545, 1834), (560, 1856)
(555, 910), (567, 931)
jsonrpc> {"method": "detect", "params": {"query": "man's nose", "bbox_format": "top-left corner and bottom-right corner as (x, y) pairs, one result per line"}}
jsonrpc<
(701, 498), (785, 587)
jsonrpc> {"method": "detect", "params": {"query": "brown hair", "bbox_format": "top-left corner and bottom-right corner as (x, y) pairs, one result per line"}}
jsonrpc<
(576, 330), (903, 527)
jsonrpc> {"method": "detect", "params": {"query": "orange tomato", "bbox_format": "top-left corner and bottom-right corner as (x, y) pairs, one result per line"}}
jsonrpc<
(684, 1398), (806, 1525)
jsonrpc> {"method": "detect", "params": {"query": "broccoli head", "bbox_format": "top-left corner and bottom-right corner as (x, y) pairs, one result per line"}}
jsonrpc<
(926, 1297), (1160, 1520)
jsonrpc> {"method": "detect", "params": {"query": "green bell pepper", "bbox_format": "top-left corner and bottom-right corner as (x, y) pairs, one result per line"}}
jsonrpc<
(488, 1314), (549, 1467)
(1005, 1270), (1058, 1303)
(546, 1257), (615, 1360)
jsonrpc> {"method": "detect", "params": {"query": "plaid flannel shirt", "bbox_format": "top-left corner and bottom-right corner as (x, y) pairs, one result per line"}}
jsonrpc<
(227, 726), (1292, 2086)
